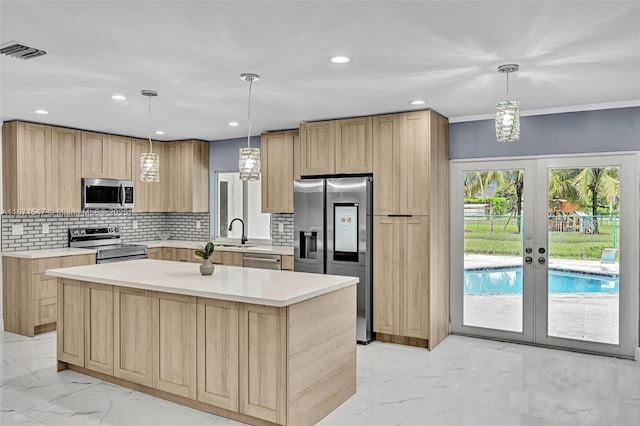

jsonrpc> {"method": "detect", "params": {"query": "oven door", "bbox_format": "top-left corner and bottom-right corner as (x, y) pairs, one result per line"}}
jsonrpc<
(82, 178), (134, 209)
(242, 254), (282, 270)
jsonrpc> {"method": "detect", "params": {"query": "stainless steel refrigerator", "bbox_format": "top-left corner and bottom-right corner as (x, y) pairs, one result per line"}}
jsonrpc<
(294, 176), (373, 344)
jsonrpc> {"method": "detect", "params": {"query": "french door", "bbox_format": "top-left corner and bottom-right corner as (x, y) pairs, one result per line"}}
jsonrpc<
(450, 154), (638, 357)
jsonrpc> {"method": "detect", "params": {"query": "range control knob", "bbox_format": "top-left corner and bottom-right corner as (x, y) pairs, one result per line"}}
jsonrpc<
(108, 227), (113, 233)
(114, 227), (119, 233)
(80, 230), (85, 234)
(72, 230), (78, 235)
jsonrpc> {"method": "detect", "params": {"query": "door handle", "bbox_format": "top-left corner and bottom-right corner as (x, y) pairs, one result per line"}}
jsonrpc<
(538, 257), (546, 264)
(119, 183), (125, 207)
(525, 256), (533, 264)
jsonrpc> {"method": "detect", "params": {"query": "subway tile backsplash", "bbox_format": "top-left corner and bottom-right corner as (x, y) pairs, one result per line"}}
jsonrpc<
(271, 213), (294, 247)
(1, 212), (210, 252)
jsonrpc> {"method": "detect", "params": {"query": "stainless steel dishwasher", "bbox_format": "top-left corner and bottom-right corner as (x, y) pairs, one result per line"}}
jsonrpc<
(242, 253), (282, 270)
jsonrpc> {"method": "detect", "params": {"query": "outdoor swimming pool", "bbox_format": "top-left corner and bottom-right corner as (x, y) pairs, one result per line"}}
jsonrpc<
(464, 268), (619, 294)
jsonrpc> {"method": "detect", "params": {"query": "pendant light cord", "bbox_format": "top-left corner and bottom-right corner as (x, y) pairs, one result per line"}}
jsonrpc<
(506, 71), (510, 96)
(147, 96), (153, 153)
(247, 77), (253, 148)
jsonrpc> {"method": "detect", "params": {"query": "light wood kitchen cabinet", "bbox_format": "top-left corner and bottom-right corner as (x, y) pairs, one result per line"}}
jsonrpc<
(132, 138), (167, 212)
(81, 131), (109, 178)
(146, 247), (163, 259)
(114, 286), (154, 386)
(107, 135), (132, 179)
(299, 117), (373, 177)
(373, 110), (448, 216)
(197, 298), (239, 411)
(373, 216), (429, 340)
(2, 253), (95, 337)
(293, 131), (301, 180)
(239, 304), (286, 424)
(335, 117), (373, 174)
(260, 130), (296, 213)
(152, 292), (197, 399)
(166, 140), (209, 213)
(300, 120), (335, 175)
(211, 250), (243, 266)
(57, 278), (85, 367)
(51, 127), (82, 210)
(2, 121), (52, 210)
(84, 282), (114, 375)
(281, 255), (294, 271)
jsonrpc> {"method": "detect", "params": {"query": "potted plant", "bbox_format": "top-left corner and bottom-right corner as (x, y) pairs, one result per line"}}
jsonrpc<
(195, 240), (215, 275)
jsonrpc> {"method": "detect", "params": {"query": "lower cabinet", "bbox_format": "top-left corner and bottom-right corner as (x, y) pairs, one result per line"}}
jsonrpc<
(373, 216), (430, 340)
(147, 247), (163, 259)
(113, 287), (154, 386)
(239, 304), (287, 424)
(60, 283), (287, 424)
(152, 292), (197, 399)
(197, 299), (239, 411)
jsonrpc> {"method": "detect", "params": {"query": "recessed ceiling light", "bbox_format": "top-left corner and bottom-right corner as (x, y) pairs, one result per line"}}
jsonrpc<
(228, 122), (240, 127)
(154, 130), (165, 135)
(111, 94), (127, 101)
(33, 109), (49, 114)
(409, 99), (426, 105)
(330, 56), (350, 64)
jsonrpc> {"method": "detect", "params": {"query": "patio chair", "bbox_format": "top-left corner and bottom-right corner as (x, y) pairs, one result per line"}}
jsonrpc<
(600, 248), (618, 271)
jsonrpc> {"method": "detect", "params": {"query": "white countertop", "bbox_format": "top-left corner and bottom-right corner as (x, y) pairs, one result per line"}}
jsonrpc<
(2, 241), (293, 259)
(1, 247), (97, 259)
(46, 259), (355, 307)
(141, 240), (294, 256)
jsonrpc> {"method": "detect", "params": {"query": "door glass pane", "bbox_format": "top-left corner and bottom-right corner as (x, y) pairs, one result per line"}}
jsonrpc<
(463, 169), (524, 332)
(547, 167), (620, 344)
(217, 172), (243, 239)
(246, 179), (271, 240)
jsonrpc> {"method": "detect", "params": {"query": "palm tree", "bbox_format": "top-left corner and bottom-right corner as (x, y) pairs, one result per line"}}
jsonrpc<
(464, 171), (487, 198)
(548, 169), (581, 203)
(573, 167), (619, 234)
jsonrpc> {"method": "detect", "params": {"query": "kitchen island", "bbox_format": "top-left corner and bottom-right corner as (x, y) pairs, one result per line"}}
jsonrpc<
(46, 259), (357, 426)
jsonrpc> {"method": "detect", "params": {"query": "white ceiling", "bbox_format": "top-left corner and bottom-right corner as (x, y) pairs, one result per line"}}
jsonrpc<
(1, 0), (639, 141)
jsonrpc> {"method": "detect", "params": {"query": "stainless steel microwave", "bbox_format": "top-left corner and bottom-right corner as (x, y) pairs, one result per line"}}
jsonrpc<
(81, 178), (134, 209)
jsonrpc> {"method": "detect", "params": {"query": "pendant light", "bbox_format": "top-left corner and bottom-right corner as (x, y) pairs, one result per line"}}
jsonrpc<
(238, 73), (260, 180)
(495, 64), (520, 142)
(140, 89), (160, 182)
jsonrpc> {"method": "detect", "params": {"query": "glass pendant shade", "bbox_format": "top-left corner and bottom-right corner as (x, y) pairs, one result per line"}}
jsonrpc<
(239, 147), (261, 180)
(140, 152), (160, 182)
(495, 100), (520, 142)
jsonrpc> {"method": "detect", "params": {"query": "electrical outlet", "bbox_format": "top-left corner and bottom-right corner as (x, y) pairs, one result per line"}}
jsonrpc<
(12, 224), (23, 236)
(42, 224), (50, 234)
(278, 222), (284, 233)
(132, 220), (138, 230)
(196, 220), (201, 230)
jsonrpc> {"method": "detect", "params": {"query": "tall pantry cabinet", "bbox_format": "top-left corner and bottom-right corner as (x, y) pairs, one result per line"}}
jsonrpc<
(372, 110), (449, 350)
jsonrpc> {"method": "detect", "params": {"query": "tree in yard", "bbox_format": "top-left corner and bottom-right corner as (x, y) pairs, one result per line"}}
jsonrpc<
(573, 167), (619, 234)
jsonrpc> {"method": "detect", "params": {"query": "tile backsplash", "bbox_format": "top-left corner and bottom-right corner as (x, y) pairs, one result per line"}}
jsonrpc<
(1, 212), (210, 252)
(271, 213), (294, 247)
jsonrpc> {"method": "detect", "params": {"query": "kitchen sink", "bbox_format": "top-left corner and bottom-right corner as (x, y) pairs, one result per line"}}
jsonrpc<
(214, 243), (256, 248)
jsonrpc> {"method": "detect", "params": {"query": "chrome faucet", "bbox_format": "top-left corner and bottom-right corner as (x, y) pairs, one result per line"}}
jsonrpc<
(228, 218), (248, 245)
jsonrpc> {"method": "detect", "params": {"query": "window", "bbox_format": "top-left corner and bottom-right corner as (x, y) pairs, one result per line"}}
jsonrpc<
(216, 172), (271, 240)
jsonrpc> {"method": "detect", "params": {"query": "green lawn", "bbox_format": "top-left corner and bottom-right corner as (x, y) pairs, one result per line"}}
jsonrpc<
(464, 217), (619, 261)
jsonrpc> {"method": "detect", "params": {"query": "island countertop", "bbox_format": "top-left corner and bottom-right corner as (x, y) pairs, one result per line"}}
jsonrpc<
(46, 258), (357, 307)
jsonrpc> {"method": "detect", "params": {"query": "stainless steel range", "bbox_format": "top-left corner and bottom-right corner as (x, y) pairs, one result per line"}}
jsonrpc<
(69, 227), (148, 264)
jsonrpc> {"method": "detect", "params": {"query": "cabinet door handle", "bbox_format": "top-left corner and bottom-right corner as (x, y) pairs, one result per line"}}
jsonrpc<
(388, 214), (413, 217)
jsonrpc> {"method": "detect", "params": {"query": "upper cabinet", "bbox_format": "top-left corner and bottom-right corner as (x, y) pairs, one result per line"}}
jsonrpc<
(261, 130), (296, 213)
(81, 132), (132, 180)
(51, 127), (82, 210)
(373, 110), (449, 216)
(2, 122), (51, 210)
(132, 138), (167, 213)
(2, 122), (209, 213)
(335, 117), (373, 174)
(165, 140), (209, 213)
(300, 117), (373, 176)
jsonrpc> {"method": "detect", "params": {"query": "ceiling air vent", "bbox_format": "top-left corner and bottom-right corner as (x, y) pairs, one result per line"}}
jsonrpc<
(0, 42), (47, 60)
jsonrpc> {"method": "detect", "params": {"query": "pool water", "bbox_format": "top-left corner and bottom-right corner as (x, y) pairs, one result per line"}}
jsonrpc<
(464, 268), (619, 294)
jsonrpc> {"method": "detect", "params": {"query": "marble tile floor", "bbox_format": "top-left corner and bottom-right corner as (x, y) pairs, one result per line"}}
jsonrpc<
(1, 330), (639, 426)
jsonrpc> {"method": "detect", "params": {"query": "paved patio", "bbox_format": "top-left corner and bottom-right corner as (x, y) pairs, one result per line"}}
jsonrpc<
(463, 255), (619, 345)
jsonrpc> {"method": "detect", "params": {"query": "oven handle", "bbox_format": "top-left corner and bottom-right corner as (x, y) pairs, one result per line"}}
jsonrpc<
(242, 257), (280, 263)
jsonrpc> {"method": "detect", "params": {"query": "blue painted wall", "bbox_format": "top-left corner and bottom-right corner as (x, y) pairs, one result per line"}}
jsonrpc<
(208, 136), (260, 237)
(450, 107), (640, 159)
